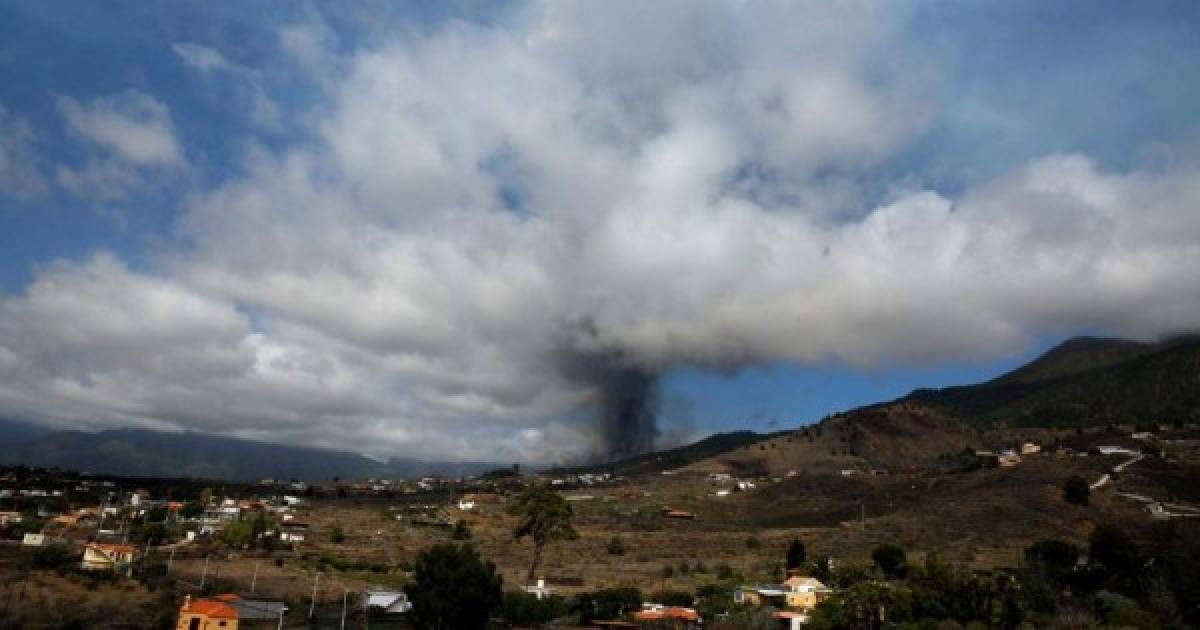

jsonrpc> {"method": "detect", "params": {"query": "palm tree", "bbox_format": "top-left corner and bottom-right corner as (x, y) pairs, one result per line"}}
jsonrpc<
(510, 483), (577, 584)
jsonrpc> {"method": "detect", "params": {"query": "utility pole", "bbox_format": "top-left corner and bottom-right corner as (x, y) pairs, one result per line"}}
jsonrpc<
(309, 572), (322, 620)
(200, 555), (210, 591)
(277, 605), (288, 630)
(251, 560), (262, 593)
(341, 588), (349, 630)
(167, 546), (176, 575)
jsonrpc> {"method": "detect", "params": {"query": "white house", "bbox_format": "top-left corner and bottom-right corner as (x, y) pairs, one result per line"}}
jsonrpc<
(365, 590), (412, 615)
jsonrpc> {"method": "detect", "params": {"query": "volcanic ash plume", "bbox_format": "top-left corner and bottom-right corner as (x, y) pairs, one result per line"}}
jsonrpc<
(559, 347), (661, 461)
(595, 366), (659, 461)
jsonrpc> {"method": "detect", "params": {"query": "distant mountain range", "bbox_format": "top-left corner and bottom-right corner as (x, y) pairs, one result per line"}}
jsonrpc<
(0, 420), (501, 481)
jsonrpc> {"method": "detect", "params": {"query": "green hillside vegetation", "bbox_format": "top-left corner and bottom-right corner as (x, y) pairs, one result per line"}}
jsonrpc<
(906, 335), (1200, 428)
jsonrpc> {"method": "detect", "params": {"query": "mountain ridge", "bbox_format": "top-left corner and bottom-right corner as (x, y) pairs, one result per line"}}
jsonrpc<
(0, 425), (502, 481)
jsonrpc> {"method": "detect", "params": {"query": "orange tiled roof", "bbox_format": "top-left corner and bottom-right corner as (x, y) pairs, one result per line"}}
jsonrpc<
(183, 598), (240, 619)
(634, 607), (699, 621)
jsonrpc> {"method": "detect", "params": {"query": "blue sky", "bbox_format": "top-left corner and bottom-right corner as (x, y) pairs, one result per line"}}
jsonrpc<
(1, 1), (1198, 461)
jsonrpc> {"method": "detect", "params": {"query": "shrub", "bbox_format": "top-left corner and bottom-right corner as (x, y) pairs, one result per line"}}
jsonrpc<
(746, 536), (762, 550)
(1063, 476), (1089, 506)
(330, 524), (346, 544)
(873, 543), (908, 579)
(606, 536), (625, 555)
(31, 543), (77, 570)
(452, 519), (472, 540)
(651, 590), (694, 607)
(574, 587), (642, 623)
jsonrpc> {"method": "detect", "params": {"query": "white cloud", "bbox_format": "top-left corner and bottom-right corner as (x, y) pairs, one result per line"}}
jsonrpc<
(3, 2), (1199, 462)
(57, 91), (183, 167)
(54, 90), (185, 200)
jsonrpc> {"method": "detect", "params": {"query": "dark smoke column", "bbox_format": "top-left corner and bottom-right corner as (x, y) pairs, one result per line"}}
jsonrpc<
(557, 334), (662, 462)
(598, 367), (658, 461)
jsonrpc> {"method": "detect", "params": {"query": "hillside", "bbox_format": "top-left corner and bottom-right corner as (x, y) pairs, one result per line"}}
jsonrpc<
(685, 402), (975, 476)
(550, 430), (770, 476)
(0, 427), (500, 481)
(909, 335), (1200, 428)
(682, 334), (1199, 477)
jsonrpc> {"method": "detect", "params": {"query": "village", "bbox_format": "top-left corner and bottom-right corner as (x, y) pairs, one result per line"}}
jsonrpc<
(1, 420), (1198, 628)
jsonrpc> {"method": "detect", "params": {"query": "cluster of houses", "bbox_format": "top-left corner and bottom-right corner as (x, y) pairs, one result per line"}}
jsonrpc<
(733, 575), (832, 629)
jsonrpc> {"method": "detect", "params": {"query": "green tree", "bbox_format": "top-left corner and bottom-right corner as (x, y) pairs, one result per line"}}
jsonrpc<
(574, 587), (642, 623)
(1089, 525), (1146, 597)
(873, 543), (908, 579)
(408, 543), (503, 630)
(330, 524), (346, 544)
(1063, 475), (1090, 506)
(651, 590), (694, 607)
(1024, 539), (1079, 587)
(510, 483), (577, 584)
(501, 591), (567, 628)
(223, 520), (253, 548)
(249, 510), (269, 547)
(179, 501), (203, 519)
(786, 537), (807, 572)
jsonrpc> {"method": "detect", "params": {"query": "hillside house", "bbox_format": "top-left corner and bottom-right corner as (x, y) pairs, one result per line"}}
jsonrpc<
(634, 604), (701, 628)
(82, 542), (137, 572)
(781, 576), (831, 610)
(279, 521), (309, 543)
(177, 595), (239, 630)
(365, 590), (412, 615)
(735, 576), (830, 612)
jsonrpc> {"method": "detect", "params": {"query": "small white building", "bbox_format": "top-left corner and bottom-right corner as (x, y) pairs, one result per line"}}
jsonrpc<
(365, 590), (412, 615)
(22, 533), (46, 546)
(524, 579), (554, 600)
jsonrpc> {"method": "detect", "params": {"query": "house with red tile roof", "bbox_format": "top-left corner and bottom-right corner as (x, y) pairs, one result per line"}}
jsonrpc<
(176, 594), (239, 630)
